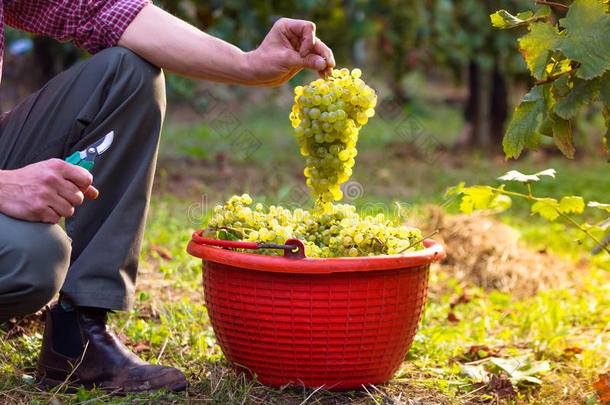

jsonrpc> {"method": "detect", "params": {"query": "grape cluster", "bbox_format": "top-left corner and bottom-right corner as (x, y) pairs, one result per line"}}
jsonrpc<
(290, 68), (377, 206)
(205, 194), (423, 258)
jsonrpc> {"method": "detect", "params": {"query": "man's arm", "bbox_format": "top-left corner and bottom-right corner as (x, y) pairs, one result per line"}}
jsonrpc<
(117, 5), (335, 86)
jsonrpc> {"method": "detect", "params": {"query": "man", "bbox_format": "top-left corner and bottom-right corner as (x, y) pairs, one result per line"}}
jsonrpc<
(0, 0), (335, 393)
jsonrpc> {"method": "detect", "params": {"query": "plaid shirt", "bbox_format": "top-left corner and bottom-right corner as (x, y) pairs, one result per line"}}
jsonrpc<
(0, 0), (150, 81)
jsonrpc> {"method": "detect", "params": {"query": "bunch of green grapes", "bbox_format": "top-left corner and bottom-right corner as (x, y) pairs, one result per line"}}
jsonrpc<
(205, 194), (423, 258)
(290, 68), (377, 206)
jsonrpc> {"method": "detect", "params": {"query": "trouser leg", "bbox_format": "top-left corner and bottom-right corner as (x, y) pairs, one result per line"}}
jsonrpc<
(0, 214), (71, 323)
(0, 46), (166, 311)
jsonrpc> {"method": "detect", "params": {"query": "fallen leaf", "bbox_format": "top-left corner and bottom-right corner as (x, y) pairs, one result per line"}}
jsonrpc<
(563, 347), (584, 358)
(468, 344), (500, 360)
(489, 355), (550, 386)
(150, 244), (173, 260)
(469, 374), (516, 400)
(447, 311), (460, 323)
(488, 374), (517, 399)
(450, 293), (472, 308)
(593, 372), (610, 401)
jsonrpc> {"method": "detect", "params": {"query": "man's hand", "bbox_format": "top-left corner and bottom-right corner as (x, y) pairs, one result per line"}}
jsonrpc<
(245, 18), (336, 86)
(118, 6), (335, 87)
(0, 159), (99, 224)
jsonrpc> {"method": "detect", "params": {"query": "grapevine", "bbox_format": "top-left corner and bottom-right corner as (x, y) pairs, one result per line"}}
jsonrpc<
(447, 169), (610, 255)
(490, 0), (610, 159)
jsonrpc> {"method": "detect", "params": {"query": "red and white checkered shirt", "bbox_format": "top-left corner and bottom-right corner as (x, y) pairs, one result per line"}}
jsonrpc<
(0, 0), (150, 81)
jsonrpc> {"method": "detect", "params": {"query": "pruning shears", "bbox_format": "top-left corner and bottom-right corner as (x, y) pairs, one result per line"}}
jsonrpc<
(65, 131), (114, 171)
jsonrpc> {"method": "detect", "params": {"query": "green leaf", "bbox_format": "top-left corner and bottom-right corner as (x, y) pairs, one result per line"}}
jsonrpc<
(490, 6), (551, 29)
(531, 198), (560, 221)
(551, 74), (571, 99)
(557, 0), (610, 79)
(518, 22), (562, 80)
(552, 77), (601, 119)
(597, 71), (610, 107)
(588, 201), (610, 212)
(503, 86), (547, 158)
(559, 196), (585, 214)
(551, 115), (575, 158)
(602, 106), (610, 154)
(497, 168), (555, 182)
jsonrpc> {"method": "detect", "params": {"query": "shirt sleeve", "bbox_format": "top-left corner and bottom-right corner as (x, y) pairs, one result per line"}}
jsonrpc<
(4, 0), (151, 54)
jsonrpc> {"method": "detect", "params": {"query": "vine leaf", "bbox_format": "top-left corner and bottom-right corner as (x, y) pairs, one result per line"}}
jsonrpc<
(553, 76), (601, 119)
(598, 72), (610, 107)
(602, 106), (610, 154)
(518, 22), (562, 80)
(459, 186), (496, 214)
(490, 6), (551, 29)
(559, 196), (585, 214)
(531, 198), (560, 221)
(588, 201), (610, 212)
(503, 86), (547, 158)
(550, 115), (575, 158)
(557, 0), (610, 80)
(497, 169), (556, 183)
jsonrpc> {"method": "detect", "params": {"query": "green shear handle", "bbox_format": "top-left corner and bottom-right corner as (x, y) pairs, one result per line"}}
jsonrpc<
(65, 131), (114, 171)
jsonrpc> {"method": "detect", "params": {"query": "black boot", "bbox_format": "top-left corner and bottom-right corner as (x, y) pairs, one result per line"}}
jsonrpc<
(37, 303), (187, 394)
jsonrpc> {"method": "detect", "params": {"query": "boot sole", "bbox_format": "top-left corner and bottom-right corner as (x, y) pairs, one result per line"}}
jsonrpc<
(38, 375), (189, 395)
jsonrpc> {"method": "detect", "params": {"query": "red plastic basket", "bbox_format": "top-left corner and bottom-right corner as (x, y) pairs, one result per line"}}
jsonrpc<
(187, 232), (445, 390)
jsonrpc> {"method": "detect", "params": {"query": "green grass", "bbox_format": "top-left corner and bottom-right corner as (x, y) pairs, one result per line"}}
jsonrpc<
(1, 98), (608, 404)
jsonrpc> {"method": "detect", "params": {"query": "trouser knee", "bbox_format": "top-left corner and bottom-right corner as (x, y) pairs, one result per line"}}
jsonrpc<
(0, 215), (71, 322)
(87, 46), (166, 120)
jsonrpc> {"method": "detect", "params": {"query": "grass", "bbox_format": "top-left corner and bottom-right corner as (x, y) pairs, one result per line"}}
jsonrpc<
(1, 93), (609, 403)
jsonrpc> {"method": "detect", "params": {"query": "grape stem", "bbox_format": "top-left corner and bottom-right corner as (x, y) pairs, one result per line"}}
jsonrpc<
(535, 67), (577, 85)
(534, 0), (569, 10)
(398, 230), (439, 254)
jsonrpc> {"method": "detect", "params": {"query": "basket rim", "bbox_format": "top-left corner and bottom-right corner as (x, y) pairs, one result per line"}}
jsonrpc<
(187, 236), (445, 274)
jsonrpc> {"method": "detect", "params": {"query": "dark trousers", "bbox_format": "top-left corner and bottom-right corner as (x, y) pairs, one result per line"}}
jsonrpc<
(0, 47), (166, 323)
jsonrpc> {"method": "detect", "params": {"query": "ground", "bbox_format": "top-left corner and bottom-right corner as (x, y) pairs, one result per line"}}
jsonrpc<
(1, 84), (609, 404)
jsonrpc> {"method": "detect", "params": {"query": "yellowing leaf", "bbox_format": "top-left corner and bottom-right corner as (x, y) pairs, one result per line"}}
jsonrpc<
(557, 0), (610, 79)
(491, 194), (512, 212)
(518, 22), (562, 80)
(460, 186), (496, 214)
(559, 196), (585, 214)
(490, 6), (551, 29)
(588, 201), (610, 212)
(531, 198), (560, 221)
(460, 195), (475, 215)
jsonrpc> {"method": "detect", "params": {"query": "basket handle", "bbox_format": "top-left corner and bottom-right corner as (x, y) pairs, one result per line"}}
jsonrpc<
(191, 231), (306, 258)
